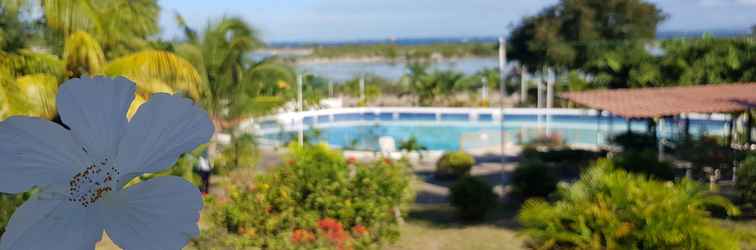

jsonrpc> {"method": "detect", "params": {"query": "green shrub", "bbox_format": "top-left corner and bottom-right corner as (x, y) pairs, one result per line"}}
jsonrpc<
(210, 144), (414, 249)
(609, 131), (657, 150)
(736, 154), (756, 206)
(521, 148), (606, 178)
(526, 134), (565, 149)
(519, 159), (741, 250)
(511, 160), (559, 200)
(213, 134), (259, 175)
(449, 176), (497, 221)
(0, 192), (32, 237)
(612, 150), (676, 180)
(435, 151), (475, 178)
(398, 135), (427, 152)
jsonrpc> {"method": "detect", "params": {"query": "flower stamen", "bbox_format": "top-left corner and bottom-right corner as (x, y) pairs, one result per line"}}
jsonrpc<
(67, 157), (119, 207)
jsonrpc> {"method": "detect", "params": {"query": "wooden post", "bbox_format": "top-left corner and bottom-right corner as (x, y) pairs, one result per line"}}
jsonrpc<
(726, 114), (735, 147)
(683, 114), (690, 140)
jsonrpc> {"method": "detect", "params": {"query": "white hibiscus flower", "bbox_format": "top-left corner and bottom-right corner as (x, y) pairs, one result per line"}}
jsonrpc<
(0, 77), (214, 250)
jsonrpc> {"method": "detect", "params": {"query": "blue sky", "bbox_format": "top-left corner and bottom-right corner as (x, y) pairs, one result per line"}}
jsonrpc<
(158, 0), (756, 42)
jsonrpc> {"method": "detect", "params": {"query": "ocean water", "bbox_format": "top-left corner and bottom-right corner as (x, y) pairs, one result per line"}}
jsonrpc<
(295, 57), (500, 82)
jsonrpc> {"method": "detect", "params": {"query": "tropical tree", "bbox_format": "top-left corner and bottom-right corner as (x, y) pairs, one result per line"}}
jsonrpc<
(402, 60), (433, 106)
(659, 36), (756, 85)
(508, 0), (666, 87)
(57, 30), (203, 118)
(174, 15), (295, 163)
(1, 0), (202, 120)
(401, 61), (467, 106)
(519, 159), (741, 250)
(0, 0), (64, 119)
(42, 0), (160, 57)
(428, 69), (465, 103)
(340, 74), (383, 106)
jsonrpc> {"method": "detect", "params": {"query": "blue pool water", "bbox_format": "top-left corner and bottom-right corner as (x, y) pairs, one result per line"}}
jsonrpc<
(258, 112), (728, 151)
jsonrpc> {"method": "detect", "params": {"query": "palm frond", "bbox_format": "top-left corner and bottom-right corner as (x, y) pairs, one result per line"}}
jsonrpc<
(63, 31), (105, 77)
(15, 74), (59, 119)
(104, 50), (202, 100)
(0, 50), (64, 78)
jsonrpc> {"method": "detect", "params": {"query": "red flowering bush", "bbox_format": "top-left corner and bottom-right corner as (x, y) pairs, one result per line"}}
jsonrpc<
(352, 224), (369, 236)
(291, 229), (316, 244)
(318, 218), (350, 249)
(347, 156), (358, 165)
(212, 144), (414, 249)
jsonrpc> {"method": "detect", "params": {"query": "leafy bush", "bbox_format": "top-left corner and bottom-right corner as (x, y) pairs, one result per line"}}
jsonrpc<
(526, 134), (565, 149)
(213, 134), (259, 175)
(210, 144), (414, 249)
(511, 160), (559, 200)
(609, 131), (657, 150)
(0, 192), (32, 237)
(612, 149), (676, 180)
(435, 151), (475, 178)
(521, 148), (606, 178)
(449, 176), (497, 221)
(736, 154), (756, 206)
(519, 159), (741, 250)
(398, 135), (427, 152)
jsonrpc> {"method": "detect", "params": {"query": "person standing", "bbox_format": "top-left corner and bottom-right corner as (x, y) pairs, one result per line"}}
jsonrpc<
(196, 151), (212, 194)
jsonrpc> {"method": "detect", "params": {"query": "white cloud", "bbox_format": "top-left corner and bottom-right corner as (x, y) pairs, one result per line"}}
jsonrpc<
(698, 0), (756, 6)
(735, 0), (756, 5)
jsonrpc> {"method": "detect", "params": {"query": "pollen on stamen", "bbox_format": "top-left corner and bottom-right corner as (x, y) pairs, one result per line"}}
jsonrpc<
(67, 158), (118, 207)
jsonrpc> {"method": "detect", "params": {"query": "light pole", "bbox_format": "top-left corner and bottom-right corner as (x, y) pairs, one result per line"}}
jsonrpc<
(359, 76), (365, 103)
(481, 78), (488, 103)
(328, 80), (334, 98)
(498, 36), (507, 165)
(537, 71), (544, 130)
(297, 73), (304, 146)
(545, 69), (554, 136)
(520, 67), (527, 104)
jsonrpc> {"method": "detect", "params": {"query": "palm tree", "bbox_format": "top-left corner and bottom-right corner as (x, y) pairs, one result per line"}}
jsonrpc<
(42, 0), (160, 57)
(1, 0), (202, 120)
(0, 0), (64, 119)
(403, 61), (433, 106)
(59, 30), (202, 110)
(174, 15), (295, 165)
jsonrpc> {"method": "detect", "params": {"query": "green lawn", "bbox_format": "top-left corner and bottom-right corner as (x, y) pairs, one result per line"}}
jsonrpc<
(387, 204), (524, 250)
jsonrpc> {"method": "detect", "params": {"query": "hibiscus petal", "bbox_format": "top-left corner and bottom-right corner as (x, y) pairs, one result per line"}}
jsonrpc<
(57, 77), (135, 158)
(101, 176), (202, 250)
(116, 93), (212, 180)
(0, 196), (102, 250)
(0, 117), (88, 193)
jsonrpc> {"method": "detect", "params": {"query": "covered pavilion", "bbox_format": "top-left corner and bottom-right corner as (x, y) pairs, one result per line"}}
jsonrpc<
(561, 83), (756, 146)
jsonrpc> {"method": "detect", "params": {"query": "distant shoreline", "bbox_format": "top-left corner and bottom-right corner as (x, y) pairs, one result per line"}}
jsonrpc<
(294, 56), (497, 65)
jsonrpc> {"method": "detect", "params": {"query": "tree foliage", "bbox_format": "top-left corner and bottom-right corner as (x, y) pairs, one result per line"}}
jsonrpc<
(175, 16), (295, 128)
(509, 0), (665, 71)
(659, 36), (756, 85)
(43, 0), (160, 57)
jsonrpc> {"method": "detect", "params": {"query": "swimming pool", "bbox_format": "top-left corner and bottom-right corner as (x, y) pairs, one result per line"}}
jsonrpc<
(251, 107), (730, 151)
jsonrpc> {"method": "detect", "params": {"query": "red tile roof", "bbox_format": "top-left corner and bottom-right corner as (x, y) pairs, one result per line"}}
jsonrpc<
(560, 83), (756, 118)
